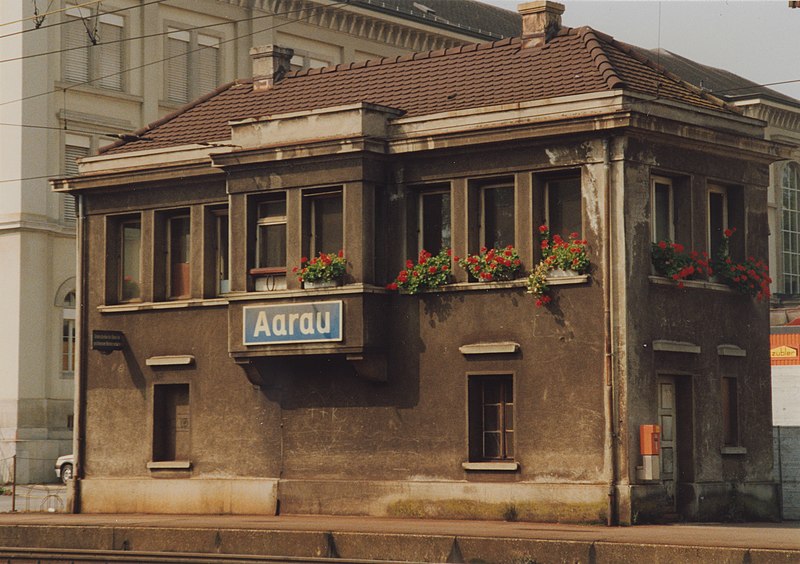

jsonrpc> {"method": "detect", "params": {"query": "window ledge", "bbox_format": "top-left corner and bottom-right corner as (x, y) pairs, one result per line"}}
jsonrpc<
(147, 461), (192, 470)
(54, 81), (142, 103)
(649, 275), (733, 293)
(462, 461), (519, 472)
(404, 275), (590, 295)
(720, 446), (747, 456)
(98, 297), (229, 313)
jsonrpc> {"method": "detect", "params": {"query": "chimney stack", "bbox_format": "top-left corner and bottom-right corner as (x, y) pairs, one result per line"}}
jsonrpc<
(250, 45), (294, 91)
(518, 1), (565, 47)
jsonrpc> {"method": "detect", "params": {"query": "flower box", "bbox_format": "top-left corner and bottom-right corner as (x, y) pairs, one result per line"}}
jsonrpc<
(303, 279), (342, 290)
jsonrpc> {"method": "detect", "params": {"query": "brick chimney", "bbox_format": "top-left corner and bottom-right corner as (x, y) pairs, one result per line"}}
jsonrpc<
(250, 45), (294, 91)
(518, 1), (565, 48)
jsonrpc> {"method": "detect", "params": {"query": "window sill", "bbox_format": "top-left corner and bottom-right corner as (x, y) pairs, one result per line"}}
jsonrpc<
(147, 461), (192, 470)
(54, 81), (142, 103)
(720, 446), (747, 456)
(462, 461), (519, 472)
(403, 275), (590, 295)
(98, 297), (229, 313)
(649, 275), (733, 293)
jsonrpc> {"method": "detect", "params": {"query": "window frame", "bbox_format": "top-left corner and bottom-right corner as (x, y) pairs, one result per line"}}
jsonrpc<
(164, 25), (222, 104)
(61, 291), (76, 378)
(540, 172), (583, 240)
(304, 189), (344, 258)
(417, 186), (452, 255)
(63, 6), (125, 91)
(468, 373), (515, 463)
(152, 383), (191, 463)
(212, 208), (230, 295)
(708, 184), (729, 259)
(252, 195), (287, 276)
(479, 182), (515, 250)
(166, 213), (191, 300)
(782, 162), (800, 295)
(651, 175), (675, 243)
(117, 217), (142, 303)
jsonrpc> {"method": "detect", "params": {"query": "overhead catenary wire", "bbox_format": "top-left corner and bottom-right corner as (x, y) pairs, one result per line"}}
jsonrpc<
(0, 0), (102, 27)
(0, 0), (351, 185)
(0, 0), (348, 109)
(0, 0), (166, 41)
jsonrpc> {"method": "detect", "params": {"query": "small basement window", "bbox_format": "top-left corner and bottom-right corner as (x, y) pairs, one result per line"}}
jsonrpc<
(152, 383), (190, 462)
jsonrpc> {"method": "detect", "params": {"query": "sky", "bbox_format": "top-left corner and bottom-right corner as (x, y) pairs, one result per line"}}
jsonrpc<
(483, 1), (800, 101)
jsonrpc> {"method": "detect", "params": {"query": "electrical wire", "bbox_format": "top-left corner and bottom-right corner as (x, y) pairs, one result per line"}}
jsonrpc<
(1, 1), (290, 65)
(0, 0), (102, 28)
(0, 0), (351, 185)
(0, 0), (166, 41)
(0, 1), (347, 109)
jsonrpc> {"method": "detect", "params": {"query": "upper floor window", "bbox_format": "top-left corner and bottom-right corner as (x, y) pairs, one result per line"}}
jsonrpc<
(63, 134), (91, 223)
(64, 7), (124, 91)
(166, 28), (220, 104)
(480, 183), (514, 249)
(708, 183), (744, 262)
(212, 209), (229, 295)
(167, 214), (191, 299)
(782, 162), (800, 294)
(250, 195), (287, 292)
(545, 174), (581, 239)
(62, 291), (76, 378)
(120, 219), (141, 301)
(418, 188), (451, 254)
(305, 190), (343, 256)
(651, 176), (674, 243)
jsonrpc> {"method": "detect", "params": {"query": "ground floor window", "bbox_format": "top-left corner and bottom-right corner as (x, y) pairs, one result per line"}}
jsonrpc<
(468, 375), (514, 461)
(721, 376), (739, 447)
(153, 383), (190, 462)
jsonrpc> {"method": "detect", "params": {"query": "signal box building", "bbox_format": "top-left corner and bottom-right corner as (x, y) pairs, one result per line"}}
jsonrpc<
(55, 2), (783, 524)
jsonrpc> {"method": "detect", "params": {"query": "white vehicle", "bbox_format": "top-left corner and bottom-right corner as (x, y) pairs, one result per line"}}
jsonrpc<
(55, 454), (74, 484)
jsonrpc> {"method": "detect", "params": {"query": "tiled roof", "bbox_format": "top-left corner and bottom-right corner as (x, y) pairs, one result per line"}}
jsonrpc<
(638, 48), (800, 109)
(102, 27), (732, 156)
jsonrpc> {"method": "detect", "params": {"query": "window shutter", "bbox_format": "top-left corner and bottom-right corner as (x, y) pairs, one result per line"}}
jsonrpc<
(63, 17), (89, 83)
(195, 34), (219, 97)
(167, 30), (189, 104)
(97, 20), (123, 90)
(64, 143), (89, 223)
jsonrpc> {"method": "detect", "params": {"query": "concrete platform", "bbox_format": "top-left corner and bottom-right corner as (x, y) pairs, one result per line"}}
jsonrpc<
(0, 513), (797, 563)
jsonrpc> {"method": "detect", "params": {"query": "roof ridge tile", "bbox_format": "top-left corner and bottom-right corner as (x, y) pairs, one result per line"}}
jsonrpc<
(575, 26), (625, 90)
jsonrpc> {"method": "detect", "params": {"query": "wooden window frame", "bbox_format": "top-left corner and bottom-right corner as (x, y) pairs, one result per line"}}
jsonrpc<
(479, 182), (515, 250)
(468, 373), (515, 462)
(417, 187), (451, 255)
(651, 175), (675, 243)
(118, 218), (142, 303)
(251, 195), (287, 277)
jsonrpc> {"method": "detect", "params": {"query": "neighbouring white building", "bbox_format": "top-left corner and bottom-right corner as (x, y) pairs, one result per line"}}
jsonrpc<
(0, 0), (519, 484)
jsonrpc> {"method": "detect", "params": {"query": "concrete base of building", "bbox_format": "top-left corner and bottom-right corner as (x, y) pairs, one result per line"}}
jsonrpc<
(79, 478), (279, 514)
(630, 481), (780, 523)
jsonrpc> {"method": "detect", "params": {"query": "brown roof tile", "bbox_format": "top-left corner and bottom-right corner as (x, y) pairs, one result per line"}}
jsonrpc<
(102, 27), (736, 156)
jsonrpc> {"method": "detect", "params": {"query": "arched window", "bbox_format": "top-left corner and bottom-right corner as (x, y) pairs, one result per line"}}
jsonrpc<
(783, 163), (800, 295)
(62, 291), (76, 377)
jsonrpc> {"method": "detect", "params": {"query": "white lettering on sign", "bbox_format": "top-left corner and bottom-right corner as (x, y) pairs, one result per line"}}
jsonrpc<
(243, 302), (342, 345)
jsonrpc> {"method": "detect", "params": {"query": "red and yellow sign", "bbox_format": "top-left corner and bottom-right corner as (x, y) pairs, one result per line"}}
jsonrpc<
(770, 333), (800, 365)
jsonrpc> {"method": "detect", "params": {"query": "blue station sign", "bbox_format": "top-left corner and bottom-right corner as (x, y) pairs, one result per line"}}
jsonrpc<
(243, 301), (343, 345)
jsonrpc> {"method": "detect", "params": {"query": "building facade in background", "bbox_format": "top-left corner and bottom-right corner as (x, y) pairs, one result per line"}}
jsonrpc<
(56, 2), (783, 523)
(0, 0), (518, 484)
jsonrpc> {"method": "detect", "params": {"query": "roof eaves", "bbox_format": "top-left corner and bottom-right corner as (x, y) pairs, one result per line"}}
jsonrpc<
(98, 79), (242, 154)
(603, 33), (736, 114)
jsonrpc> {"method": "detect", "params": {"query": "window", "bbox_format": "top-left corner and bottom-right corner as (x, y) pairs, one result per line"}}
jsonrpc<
(651, 176), (674, 242)
(721, 377), (739, 447)
(63, 135), (90, 223)
(250, 195), (287, 291)
(167, 215), (191, 299)
(782, 163), (800, 294)
(305, 190), (343, 256)
(213, 210), (229, 295)
(481, 183), (515, 249)
(120, 220), (141, 301)
(153, 384), (190, 462)
(64, 7), (124, 90)
(468, 375), (514, 462)
(418, 189), (451, 254)
(166, 28), (220, 104)
(545, 175), (581, 238)
(708, 186), (728, 259)
(62, 291), (76, 378)
(290, 52), (332, 71)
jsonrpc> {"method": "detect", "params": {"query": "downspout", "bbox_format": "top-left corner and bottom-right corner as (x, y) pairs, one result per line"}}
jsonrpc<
(72, 192), (87, 513)
(603, 138), (619, 526)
